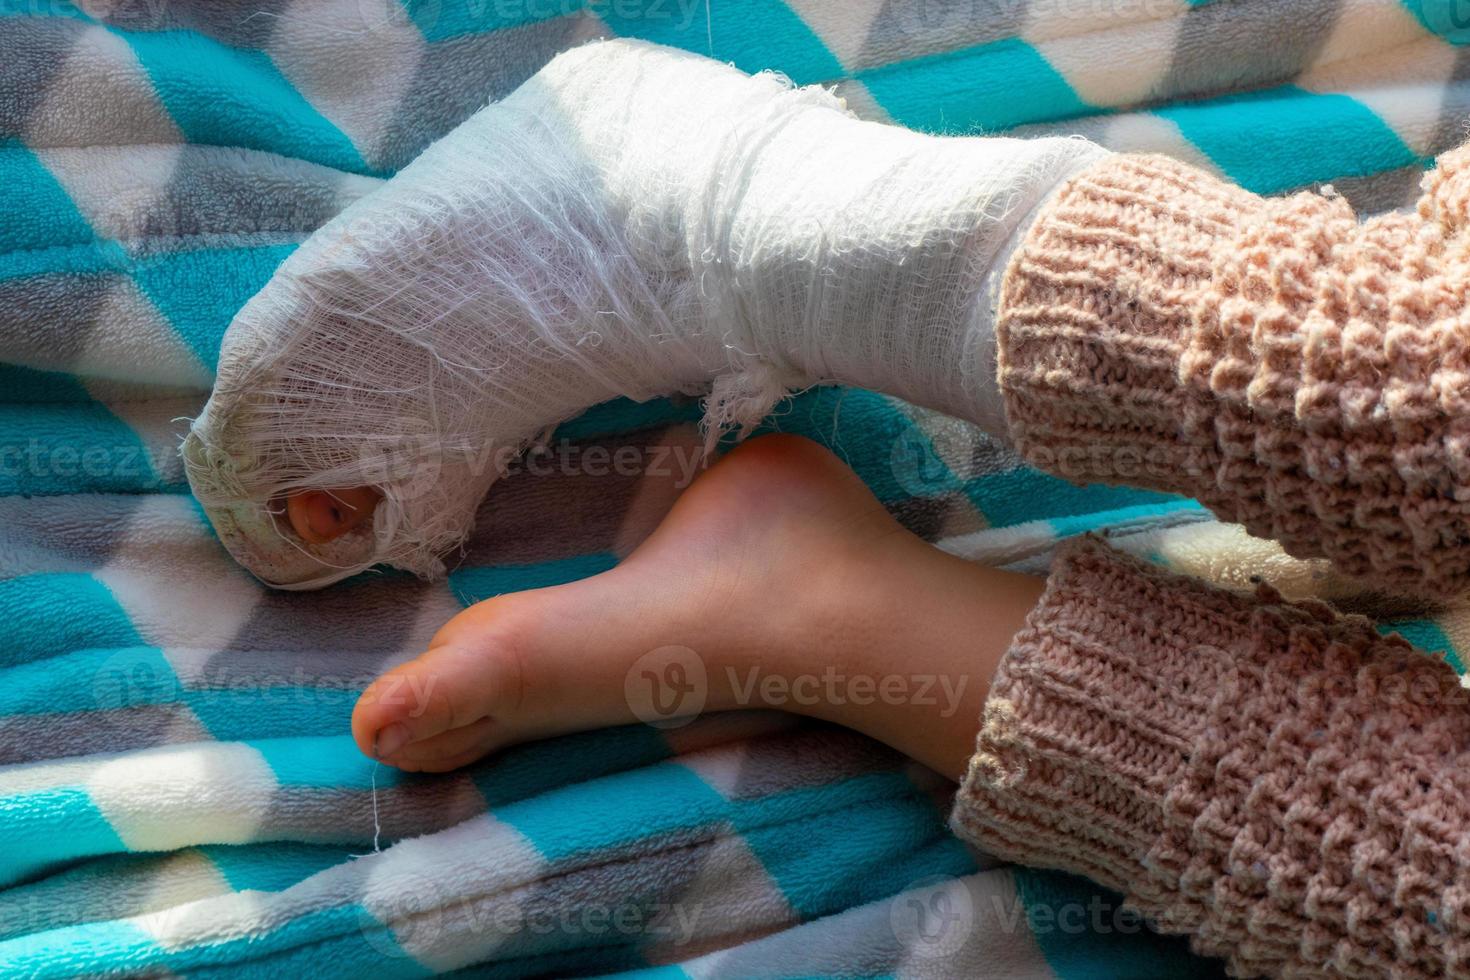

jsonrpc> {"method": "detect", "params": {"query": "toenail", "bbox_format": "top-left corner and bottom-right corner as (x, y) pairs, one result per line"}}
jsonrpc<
(373, 722), (412, 759)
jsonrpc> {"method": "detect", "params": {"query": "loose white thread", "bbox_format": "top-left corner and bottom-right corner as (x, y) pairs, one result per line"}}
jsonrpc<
(352, 760), (385, 859)
(370, 760), (383, 853)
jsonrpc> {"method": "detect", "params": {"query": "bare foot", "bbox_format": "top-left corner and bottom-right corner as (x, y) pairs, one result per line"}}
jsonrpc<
(350, 435), (1043, 777)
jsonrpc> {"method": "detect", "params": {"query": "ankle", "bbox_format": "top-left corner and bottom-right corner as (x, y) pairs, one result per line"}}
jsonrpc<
(796, 540), (1042, 776)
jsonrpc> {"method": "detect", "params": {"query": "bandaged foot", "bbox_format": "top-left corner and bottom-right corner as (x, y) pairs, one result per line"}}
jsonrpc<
(351, 434), (1040, 774)
(182, 38), (1103, 588)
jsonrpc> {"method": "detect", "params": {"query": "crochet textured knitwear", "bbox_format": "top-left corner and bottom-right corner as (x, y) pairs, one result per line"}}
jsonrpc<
(997, 147), (1470, 596)
(952, 535), (1470, 978)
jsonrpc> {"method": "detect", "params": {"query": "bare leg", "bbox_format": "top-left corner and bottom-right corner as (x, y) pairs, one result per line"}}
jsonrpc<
(351, 435), (1043, 777)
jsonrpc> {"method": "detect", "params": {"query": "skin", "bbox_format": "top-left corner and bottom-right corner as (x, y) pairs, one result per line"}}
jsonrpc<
(285, 486), (381, 544)
(297, 435), (1044, 778)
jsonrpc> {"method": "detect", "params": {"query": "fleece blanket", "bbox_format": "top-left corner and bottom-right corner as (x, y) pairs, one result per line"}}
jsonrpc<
(2, 0), (1468, 976)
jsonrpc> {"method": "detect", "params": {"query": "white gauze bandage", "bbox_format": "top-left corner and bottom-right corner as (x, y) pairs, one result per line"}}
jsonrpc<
(183, 39), (1106, 589)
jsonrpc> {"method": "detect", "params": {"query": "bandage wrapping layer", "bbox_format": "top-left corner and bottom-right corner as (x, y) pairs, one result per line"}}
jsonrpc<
(184, 39), (1104, 587)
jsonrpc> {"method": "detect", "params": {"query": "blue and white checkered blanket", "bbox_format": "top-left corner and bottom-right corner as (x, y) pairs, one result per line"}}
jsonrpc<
(2, 1), (1467, 975)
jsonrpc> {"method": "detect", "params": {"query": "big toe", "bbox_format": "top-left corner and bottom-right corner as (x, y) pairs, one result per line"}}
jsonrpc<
(350, 576), (677, 772)
(351, 601), (531, 769)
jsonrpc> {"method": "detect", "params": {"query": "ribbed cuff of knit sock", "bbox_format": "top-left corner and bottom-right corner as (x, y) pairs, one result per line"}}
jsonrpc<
(995, 148), (1470, 597)
(952, 536), (1470, 977)
(995, 153), (1264, 490)
(950, 534), (1262, 900)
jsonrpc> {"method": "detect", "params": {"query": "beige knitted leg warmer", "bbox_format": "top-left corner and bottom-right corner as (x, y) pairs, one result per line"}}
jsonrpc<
(997, 145), (1470, 597)
(953, 535), (1470, 978)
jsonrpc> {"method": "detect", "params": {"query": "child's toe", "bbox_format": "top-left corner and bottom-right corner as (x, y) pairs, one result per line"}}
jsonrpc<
(375, 717), (504, 772)
(351, 613), (528, 764)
